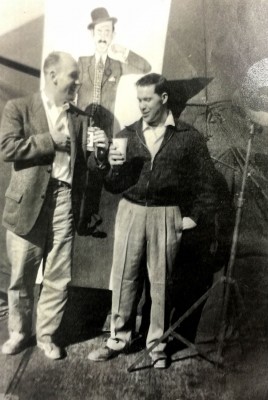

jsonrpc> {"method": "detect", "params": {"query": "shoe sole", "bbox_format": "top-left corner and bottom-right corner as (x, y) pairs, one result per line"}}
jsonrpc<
(149, 352), (168, 369)
(153, 359), (167, 369)
(88, 348), (121, 362)
(88, 355), (109, 361)
(87, 353), (120, 361)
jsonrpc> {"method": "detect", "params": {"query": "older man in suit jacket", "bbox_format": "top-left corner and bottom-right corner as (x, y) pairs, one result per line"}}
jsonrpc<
(77, 7), (151, 137)
(0, 51), (108, 359)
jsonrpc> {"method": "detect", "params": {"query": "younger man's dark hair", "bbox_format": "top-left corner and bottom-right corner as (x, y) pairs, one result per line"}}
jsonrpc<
(136, 73), (170, 97)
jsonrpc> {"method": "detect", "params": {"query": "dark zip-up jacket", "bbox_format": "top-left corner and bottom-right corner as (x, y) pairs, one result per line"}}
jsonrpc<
(104, 118), (217, 224)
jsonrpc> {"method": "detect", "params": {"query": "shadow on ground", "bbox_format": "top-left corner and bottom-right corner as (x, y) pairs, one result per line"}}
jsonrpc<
(55, 287), (112, 347)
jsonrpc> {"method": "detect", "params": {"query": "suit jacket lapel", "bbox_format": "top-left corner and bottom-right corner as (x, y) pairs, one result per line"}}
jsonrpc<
(102, 57), (113, 86)
(87, 56), (95, 85)
(67, 111), (79, 174)
(31, 93), (50, 133)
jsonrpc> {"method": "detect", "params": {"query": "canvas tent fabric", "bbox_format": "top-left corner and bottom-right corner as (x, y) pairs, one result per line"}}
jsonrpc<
(0, 1), (267, 302)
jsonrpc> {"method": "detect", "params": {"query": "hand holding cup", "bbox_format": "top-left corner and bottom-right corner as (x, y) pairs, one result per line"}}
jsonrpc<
(109, 138), (128, 166)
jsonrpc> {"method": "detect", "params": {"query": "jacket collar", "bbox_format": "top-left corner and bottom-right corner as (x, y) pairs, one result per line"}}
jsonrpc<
(125, 116), (189, 133)
(125, 117), (189, 153)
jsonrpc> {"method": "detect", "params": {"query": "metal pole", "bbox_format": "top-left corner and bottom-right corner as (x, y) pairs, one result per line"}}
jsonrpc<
(216, 123), (255, 361)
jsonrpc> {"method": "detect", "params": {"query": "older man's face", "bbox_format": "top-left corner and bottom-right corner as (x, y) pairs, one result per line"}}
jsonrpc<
(92, 21), (114, 54)
(54, 54), (80, 105)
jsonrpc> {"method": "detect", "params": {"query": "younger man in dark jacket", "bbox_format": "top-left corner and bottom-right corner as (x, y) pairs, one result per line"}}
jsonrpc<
(88, 73), (217, 368)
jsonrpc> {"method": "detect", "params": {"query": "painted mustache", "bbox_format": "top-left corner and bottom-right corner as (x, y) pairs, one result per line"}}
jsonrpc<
(98, 40), (107, 44)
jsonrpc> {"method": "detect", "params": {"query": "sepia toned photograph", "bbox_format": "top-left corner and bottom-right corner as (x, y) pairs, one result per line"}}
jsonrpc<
(0, 0), (268, 399)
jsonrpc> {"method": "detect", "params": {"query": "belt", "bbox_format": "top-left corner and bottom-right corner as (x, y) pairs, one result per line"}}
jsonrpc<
(49, 178), (71, 189)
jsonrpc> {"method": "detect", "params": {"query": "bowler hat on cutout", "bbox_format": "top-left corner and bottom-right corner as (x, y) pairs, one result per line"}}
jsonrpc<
(88, 7), (117, 30)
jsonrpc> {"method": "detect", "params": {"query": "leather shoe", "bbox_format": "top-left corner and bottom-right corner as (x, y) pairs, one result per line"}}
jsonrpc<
(2, 333), (30, 355)
(37, 342), (63, 360)
(88, 345), (121, 361)
(149, 351), (167, 369)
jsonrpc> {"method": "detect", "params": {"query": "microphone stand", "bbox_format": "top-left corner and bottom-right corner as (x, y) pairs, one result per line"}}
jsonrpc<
(216, 121), (255, 362)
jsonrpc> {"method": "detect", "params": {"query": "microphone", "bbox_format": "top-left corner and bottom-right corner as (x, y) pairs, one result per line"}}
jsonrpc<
(239, 58), (268, 127)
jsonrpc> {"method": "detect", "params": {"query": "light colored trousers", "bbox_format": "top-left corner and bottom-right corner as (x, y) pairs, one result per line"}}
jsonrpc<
(107, 198), (183, 352)
(6, 183), (74, 343)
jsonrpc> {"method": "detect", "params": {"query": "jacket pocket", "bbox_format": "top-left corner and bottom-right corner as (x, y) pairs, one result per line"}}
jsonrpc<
(5, 188), (23, 203)
(3, 188), (23, 229)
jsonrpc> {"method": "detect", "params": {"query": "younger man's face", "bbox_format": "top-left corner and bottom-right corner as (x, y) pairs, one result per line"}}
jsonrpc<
(137, 84), (167, 126)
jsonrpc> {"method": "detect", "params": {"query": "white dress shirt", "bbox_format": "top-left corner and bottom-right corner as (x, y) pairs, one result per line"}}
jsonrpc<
(95, 52), (107, 66)
(41, 91), (72, 185)
(143, 111), (175, 160)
